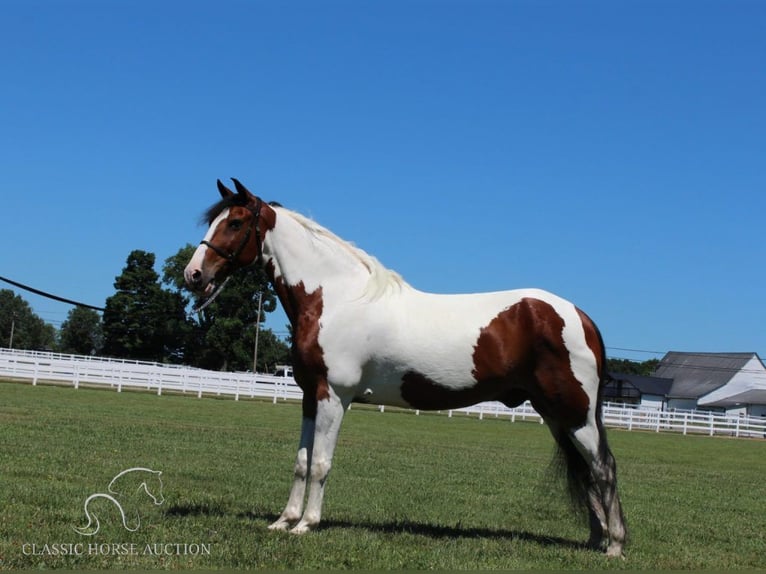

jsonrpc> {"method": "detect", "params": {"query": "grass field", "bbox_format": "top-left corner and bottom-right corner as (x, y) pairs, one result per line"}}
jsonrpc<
(1, 380), (764, 570)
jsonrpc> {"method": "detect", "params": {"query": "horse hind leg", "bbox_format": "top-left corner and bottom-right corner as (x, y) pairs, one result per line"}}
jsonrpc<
(547, 421), (608, 550)
(569, 420), (627, 558)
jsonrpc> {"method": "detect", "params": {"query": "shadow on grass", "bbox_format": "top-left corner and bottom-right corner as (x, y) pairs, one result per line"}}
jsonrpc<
(165, 503), (587, 552)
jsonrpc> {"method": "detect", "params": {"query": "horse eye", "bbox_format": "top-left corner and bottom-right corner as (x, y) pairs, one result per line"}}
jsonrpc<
(229, 219), (243, 231)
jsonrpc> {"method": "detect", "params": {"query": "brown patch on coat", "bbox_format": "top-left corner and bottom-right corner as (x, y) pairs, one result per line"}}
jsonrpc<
(399, 297), (591, 429)
(264, 260), (329, 418)
(400, 371), (509, 410)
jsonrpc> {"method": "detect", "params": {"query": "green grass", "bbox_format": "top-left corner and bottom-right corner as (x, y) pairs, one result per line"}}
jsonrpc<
(1, 380), (765, 570)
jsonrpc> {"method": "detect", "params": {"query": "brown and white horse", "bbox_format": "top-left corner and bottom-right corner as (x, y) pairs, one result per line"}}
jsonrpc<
(184, 179), (626, 557)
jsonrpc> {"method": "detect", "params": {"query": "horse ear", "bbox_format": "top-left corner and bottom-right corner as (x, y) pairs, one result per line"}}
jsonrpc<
(217, 179), (235, 198)
(231, 178), (252, 198)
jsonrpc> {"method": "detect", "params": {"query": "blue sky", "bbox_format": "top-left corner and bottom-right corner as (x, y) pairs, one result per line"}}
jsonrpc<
(1, 0), (764, 362)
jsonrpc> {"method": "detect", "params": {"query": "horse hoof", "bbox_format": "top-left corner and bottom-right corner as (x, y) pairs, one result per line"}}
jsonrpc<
(606, 545), (625, 559)
(290, 522), (314, 535)
(268, 519), (291, 532)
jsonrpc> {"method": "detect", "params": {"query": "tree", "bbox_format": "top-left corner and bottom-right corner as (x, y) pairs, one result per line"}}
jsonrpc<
(163, 244), (290, 371)
(0, 289), (56, 350)
(58, 307), (103, 355)
(102, 250), (188, 362)
(606, 358), (660, 376)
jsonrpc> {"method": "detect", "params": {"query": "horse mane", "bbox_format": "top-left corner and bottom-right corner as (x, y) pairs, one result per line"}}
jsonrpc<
(276, 207), (407, 299)
(201, 195), (250, 225)
(203, 198), (284, 226)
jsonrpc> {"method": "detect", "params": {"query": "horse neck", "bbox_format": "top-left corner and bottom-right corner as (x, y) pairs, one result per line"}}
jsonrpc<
(263, 210), (371, 304)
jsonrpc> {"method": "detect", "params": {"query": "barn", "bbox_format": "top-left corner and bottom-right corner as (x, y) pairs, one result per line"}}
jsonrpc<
(653, 352), (766, 416)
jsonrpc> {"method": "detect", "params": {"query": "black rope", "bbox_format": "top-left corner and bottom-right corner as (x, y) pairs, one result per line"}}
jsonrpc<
(0, 275), (105, 312)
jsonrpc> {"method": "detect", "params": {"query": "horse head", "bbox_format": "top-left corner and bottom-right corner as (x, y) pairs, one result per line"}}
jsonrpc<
(184, 179), (275, 307)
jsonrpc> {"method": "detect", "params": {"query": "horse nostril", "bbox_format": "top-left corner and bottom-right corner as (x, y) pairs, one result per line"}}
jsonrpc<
(186, 268), (203, 288)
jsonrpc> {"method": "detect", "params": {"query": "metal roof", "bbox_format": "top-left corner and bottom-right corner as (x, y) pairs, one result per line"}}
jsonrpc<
(653, 352), (756, 399)
(701, 389), (766, 408)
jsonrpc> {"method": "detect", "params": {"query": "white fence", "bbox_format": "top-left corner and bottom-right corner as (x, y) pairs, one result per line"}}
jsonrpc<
(2, 348), (765, 439)
(0, 347), (301, 403)
(453, 400), (766, 439)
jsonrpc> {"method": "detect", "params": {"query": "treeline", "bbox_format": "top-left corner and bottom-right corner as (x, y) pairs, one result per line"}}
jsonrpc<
(605, 357), (660, 377)
(0, 245), (290, 373)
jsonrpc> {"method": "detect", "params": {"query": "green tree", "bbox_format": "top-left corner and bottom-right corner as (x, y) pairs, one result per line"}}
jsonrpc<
(102, 250), (188, 362)
(163, 244), (290, 371)
(58, 307), (103, 355)
(0, 289), (56, 350)
(606, 358), (660, 376)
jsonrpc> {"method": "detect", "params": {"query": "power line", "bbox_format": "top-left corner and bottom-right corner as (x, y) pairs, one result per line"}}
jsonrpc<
(0, 275), (105, 312)
(0, 274), (761, 366)
(607, 346), (666, 356)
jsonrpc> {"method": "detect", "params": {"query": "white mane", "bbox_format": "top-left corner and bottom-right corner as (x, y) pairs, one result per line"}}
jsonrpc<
(276, 207), (407, 299)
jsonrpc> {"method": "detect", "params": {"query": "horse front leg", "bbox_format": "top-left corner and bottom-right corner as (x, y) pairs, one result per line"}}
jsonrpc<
(268, 413), (315, 531)
(290, 386), (348, 534)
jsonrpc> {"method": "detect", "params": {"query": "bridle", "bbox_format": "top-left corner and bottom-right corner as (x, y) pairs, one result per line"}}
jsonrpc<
(200, 197), (264, 269)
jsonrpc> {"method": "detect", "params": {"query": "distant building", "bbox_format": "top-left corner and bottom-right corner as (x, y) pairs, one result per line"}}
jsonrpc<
(604, 373), (673, 410)
(653, 352), (766, 416)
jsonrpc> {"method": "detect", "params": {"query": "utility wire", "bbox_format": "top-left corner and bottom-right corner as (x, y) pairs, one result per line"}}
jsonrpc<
(0, 275), (105, 312)
(0, 274), (762, 370)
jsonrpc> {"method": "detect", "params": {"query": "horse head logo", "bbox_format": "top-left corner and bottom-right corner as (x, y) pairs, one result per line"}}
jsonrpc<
(73, 467), (164, 536)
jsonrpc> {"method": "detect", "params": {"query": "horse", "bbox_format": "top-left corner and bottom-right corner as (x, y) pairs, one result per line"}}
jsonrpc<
(183, 179), (627, 557)
(74, 467), (164, 536)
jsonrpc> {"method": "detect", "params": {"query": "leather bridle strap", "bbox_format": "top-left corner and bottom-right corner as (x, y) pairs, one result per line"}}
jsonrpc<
(200, 198), (263, 267)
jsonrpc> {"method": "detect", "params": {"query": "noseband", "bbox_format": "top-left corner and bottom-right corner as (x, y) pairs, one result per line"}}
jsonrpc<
(201, 197), (264, 268)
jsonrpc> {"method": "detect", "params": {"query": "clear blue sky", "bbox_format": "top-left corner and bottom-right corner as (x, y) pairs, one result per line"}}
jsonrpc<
(1, 1), (764, 362)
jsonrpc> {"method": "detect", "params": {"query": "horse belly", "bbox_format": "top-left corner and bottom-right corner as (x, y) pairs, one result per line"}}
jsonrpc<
(347, 288), (593, 413)
(352, 333), (514, 411)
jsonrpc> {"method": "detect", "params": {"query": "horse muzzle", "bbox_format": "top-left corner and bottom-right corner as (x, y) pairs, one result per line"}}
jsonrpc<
(184, 265), (212, 294)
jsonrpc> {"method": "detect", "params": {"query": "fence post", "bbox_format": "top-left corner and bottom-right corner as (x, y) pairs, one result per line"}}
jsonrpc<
(683, 413), (688, 435)
(709, 412), (714, 437)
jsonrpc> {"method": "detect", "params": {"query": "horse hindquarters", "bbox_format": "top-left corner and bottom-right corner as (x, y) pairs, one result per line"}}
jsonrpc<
(526, 303), (626, 556)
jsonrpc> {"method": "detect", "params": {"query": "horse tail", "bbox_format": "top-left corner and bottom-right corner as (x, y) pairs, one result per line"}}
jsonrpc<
(552, 425), (592, 511)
